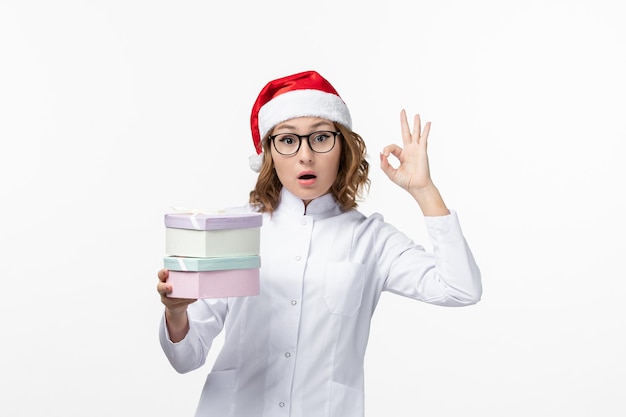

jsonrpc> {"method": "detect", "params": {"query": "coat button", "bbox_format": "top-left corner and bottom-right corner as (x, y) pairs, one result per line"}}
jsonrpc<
(279, 402), (285, 407)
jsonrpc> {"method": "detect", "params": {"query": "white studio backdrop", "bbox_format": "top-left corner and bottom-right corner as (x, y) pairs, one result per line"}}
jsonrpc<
(1, 1), (624, 416)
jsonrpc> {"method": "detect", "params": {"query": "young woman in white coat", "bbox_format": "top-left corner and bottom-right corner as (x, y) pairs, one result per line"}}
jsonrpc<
(156, 70), (482, 417)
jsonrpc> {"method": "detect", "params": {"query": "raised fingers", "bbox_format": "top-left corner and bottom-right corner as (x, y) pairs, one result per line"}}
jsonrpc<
(418, 118), (431, 146)
(400, 109), (412, 146)
(403, 110), (431, 145)
(412, 113), (422, 143)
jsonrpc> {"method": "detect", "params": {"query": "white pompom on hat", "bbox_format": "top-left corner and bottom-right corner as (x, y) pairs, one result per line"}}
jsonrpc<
(249, 70), (352, 172)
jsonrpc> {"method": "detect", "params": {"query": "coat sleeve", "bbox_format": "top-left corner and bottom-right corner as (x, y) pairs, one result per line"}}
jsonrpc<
(376, 210), (482, 306)
(159, 297), (228, 373)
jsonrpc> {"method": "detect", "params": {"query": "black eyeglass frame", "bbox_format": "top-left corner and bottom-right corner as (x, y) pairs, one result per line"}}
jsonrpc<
(267, 131), (341, 156)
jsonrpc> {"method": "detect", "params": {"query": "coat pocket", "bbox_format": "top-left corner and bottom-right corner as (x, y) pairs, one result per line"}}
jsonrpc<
(205, 369), (236, 387)
(324, 262), (366, 317)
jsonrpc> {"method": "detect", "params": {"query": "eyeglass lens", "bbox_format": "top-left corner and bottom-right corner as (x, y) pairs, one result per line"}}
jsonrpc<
(272, 131), (337, 155)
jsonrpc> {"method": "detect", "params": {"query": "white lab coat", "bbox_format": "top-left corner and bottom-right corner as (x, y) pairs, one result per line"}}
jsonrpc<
(160, 188), (482, 417)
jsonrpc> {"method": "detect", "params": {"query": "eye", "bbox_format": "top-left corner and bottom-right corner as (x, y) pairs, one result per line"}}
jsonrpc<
(278, 134), (298, 145)
(312, 132), (331, 143)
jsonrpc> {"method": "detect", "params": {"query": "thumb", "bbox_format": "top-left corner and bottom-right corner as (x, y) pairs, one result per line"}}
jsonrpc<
(158, 268), (169, 283)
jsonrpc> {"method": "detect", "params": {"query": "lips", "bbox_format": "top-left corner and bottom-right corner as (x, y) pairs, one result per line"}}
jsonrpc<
(297, 171), (317, 180)
(297, 171), (317, 186)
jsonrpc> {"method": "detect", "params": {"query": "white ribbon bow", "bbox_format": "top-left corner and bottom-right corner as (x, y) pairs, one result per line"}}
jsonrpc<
(169, 206), (226, 229)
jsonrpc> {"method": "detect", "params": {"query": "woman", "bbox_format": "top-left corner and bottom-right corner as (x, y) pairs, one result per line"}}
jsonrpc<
(157, 70), (482, 417)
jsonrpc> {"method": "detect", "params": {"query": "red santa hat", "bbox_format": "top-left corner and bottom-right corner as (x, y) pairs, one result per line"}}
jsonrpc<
(249, 70), (352, 172)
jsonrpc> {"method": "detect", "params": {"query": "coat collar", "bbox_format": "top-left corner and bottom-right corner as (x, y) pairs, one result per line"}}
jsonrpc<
(275, 188), (343, 220)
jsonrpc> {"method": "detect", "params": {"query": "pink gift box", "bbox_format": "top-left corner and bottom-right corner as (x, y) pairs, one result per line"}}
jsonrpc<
(166, 268), (260, 299)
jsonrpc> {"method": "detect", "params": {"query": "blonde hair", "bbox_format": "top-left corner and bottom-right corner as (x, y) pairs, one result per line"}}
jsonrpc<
(249, 123), (370, 213)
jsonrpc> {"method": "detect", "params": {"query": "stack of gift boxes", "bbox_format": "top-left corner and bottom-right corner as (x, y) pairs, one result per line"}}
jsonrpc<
(163, 211), (263, 299)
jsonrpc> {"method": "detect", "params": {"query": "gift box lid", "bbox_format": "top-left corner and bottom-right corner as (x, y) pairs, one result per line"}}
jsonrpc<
(164, 255), (261, 271)
(164, 211), (262, 231)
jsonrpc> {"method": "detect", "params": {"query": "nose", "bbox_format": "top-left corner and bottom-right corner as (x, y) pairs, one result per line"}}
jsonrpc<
(297, 138), (314, 163)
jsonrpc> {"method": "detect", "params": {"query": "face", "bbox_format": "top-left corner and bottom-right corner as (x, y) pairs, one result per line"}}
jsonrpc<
(270, 117), (341, 207)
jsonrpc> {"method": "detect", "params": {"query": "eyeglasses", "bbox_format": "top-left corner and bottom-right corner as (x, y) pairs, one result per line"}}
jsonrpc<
(268, 131), (341, 156)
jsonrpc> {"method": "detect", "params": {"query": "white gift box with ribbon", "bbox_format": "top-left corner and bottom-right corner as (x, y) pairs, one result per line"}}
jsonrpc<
(164, 208), (262, 258)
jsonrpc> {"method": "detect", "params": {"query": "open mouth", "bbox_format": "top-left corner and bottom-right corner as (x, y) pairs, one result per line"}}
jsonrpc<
(298, 174), (317, 180)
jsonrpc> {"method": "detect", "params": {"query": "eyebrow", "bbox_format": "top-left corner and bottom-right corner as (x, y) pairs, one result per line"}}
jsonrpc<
(274, 120), (335, 131)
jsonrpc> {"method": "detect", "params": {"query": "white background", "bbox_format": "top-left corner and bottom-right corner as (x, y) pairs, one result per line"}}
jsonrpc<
(1, 0), (624, 416)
